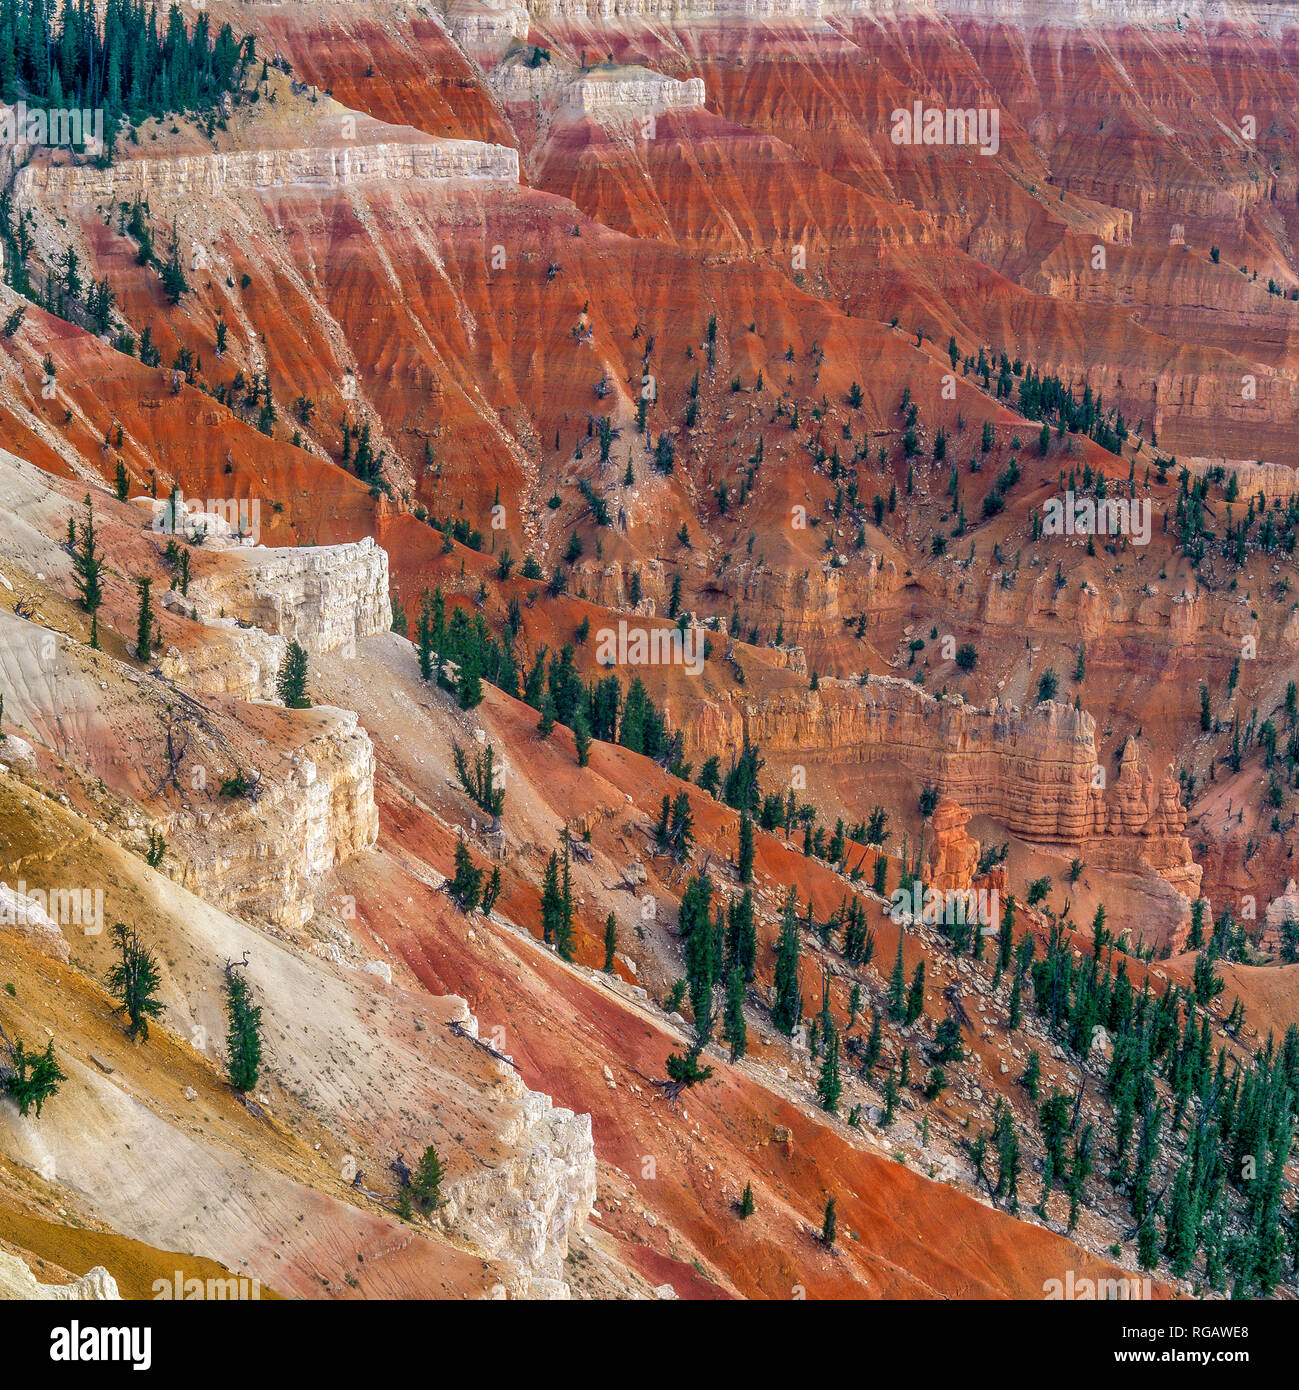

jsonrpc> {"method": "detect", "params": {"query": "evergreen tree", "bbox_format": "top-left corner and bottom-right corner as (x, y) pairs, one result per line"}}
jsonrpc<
(817, 1021), (842, 1114)
(553, 841), (575, 960)
(993, 1102), (1020, 1211)
(696, 755), (721, 797)
(887, 935), (907, 1019)
(276, 640), (311, 708)
(603, 913), (617, 972)
(573, 708), (592, 767)
(452, 741), (505, 816)
(457, 654), (483, 709)
(449, 842), (483, 912)
(0, 1036), (66, 1117)
(72, 494), (103, 648)
(882, 1066), (899, 1125)
(1018, 1049), (1041, 1100)
(679, 878), (720, 1031)
(223, 961), (262, 1093)
(411, 1145), (445, 1215)
(821, 1195), (837, 1247)
(134, 574), (153, 660)
(737, 813), (755, 884)
(160, 220), (188, 303)
(539, 851), (563, 945)
(771, 889), (802, 1035)
(106, 922), (164, 1041)
(738, 1180), (755, 1218)
(1066, 1124), (1093, 1233)
(481, 866), (501, 916)
(904, 959), (926, 1024)
(728, 889), (757, 984)
(1164, 1161), (1197, 1277)
(536, 691), (557, 737)
(862, 1009), (882, 1073)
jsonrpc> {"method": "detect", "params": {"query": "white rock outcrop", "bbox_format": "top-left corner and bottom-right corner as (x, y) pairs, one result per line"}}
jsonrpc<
(0, 882), (71, 961)
(563, 67), (706, 120)
(0, 1251), (121, 1300)
(16, 140), (519, 202)
(190, 537), (392, 658)
(440, 1075), (597, 1299)
(171, 710), (378, 929)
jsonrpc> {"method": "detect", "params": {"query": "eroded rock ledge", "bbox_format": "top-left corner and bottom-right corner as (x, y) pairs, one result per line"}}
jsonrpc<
(189, 537), (392, 658)
(683, 675), (1199, 899)
(15, 140), (519, 202)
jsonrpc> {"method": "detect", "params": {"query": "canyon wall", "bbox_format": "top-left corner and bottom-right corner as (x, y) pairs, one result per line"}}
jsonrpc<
(14, 140), (520, 203)
(190, 537), (393, 658)
(564, 68), (706, 118)
(682, 675), (1199, 896)
(437, 1006), (597, 1298)
(167, 710), (378, 930)
(520, 0), (1299, 24)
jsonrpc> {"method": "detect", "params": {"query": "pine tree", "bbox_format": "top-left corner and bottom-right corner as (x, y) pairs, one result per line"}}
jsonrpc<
(416, 592), (435, 681)
(276, 640), (311, 708)
(161, 220), (188, 303)
(223, 961), (262, 1093)
(457, 654), (483, 709)
(817, 1021), (842, 1114)
(729, 889), (757, 984)
(106, 922), (164, 1041)
(1018, 1049), (1041, 1100)
(681, 874), (716, 1037)
(539, 852), (563, 945)
(449, 842), (483, 912)
(887, 935), (907, 1019)
(537, 691), (557, 737)
(452, 741), (505, 816)
(553, 841), (575, 960)
(411, 1146), (446, 1215)
(1066, 1124), (1093, 1233)
(1163, 1161), (1196, 1277)
(114, 457), (129, 500)
(737, 813), (754, 884)
(481, 866), (501, 916)
(134, 574), (153, 661)
(993, 1103), (1020, 1211)
(904, 959), (926, 1024)
(821, 1195), (837, 1247)
(771, 889), (802, 1035)
(603, 913), (617, 972)
(738, 1180), (755, 1218)
(862, 1009), (882, 1072)
(72, 495), (103, 648)
(0, 1036), (66, 1117)
(882, 1067), (899, 1125)
(573, 708), (592, 767)
(1187, 897), (1206, 952)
